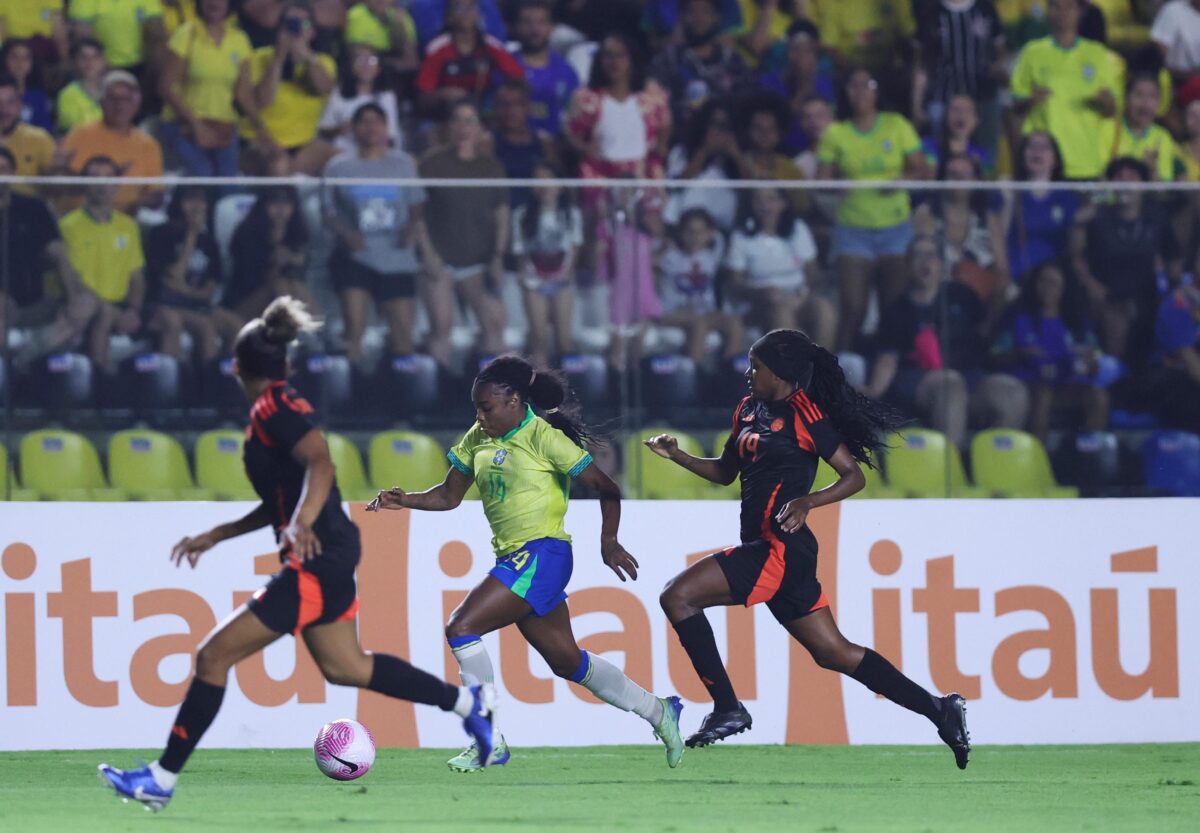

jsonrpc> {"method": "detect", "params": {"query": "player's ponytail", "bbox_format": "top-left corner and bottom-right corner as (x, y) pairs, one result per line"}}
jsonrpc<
(235, 296), (322, 380)
(476, 355), (594, 449)
(751, 329), (905, 466)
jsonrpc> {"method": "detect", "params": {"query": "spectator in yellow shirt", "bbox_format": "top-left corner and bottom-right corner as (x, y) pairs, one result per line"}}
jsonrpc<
(59, 155), (150, 373)
(1103, 72), (1182, 182)
(345, 0), (419, 76)
(55, 38), (106, 134)
(244, 2), (337, 175)
(0, 0), (67, 70)
(1180, 97), (1200, 182)
(0, 76), (55, 194)
(69, 0), (166, 114)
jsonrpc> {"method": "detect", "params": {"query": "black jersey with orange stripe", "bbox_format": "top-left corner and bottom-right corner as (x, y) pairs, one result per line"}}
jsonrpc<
(723, 391), (843, 544)
(244, 380), (360, 570)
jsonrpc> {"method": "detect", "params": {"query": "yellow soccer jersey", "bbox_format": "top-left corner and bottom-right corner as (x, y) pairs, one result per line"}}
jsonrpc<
(69, 0), (163, 69)
(60, 208), (145, 303)
(0, 0), (62, 39)
(449, 406), (593, 557)
(1104, 121), (1182, 182)
(810, 0), (914, 70)
(345, 2), (417, 52)
(1011, 35), (1122, 179)
(816, 112), (921, 229)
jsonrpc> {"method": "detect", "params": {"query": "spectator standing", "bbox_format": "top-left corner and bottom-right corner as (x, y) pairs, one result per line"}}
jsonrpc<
(511, 160), (583, 365)
(243, 1), (338, 175)
(324, 103), (430, 367)
(664, 98), (740, 231)
(61, 70), (165, 215)
(793, 95), (839, 228)
(416, 0), (524, 115)
(914, 0), (1007, 155)
(1150, 0), (1200, 83)
(0, 76), (55, 192)
(1105, 73), (1182, 182)
(1010, 0), (1120, 180)
(161, 0), (198, 39)
(419, 101), (510, 359)
(809, 0), (915, 74)
(726, 186), (833, 345)
(0, 1), (68, 71)
(492, 80), (555, 208)
(817, 66), (929, 352)
(69, 0), (166, 103)
(319, 43), (402, 156)
(411, 0), (507, 48)
(735, 93), (808, 214)
(920, 93), (995, 176)
(344, 1), (420, 76)
(757, 20), (837, 154)
(144, 184), (242, 366)
(0, 146), (99, 368)
(649, 0), (751, 133)
(863, 235), (1029, 448)
(512, 0), (579, 137)
(224, 186), (317, 320)
(597, 180), (662, 370)
(59, 156), (148, 373)
(1, 39), (52, 132)
(159, 0), (261, 178)
(55, 37), (106, 134)
(732, 0), (806, 68)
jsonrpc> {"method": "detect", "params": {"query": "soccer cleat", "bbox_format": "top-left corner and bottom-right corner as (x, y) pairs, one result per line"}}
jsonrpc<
(653, 696), (685, 768)
(461, 683), (497, 766)
(937, 693), (971, 770)
(446, 735), (511, 773)
(685, 702), (753, 748)
(97, 763), (173, 813)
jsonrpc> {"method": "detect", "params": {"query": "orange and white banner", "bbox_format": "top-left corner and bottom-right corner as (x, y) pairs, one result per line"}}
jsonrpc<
(1, 500), (1195, 750)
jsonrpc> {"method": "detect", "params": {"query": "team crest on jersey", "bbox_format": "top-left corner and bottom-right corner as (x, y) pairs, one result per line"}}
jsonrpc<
(1082, 64), (1095, 81)
(493, 449), (508, 466)
(742, 411), (755, 422)
(882, 139), (893, 153)
(770, 418), (785, 432)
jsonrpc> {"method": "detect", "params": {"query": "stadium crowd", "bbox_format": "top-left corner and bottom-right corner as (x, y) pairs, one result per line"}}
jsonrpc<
(1, 0), (1199, 447)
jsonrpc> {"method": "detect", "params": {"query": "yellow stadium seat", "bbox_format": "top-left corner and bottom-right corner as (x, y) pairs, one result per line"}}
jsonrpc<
(19, 430), (128, 501)
(0, 445), (38, 501)
(368, 431), (448, 493)
(624, 428), (709, 499)
(108, 430), (214, 500)
(324, 432), (376, 501)
(970, 429), (1079, 498)
(194, 430), (258, 501)
(886, 429), (987, 498)
(815, 457), (901, 499)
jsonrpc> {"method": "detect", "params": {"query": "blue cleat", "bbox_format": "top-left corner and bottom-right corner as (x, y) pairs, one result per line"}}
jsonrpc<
(460, 683), (498, 767)
(98, 763), (173, 812)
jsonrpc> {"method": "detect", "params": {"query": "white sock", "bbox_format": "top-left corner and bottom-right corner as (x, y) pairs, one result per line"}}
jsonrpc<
(451, 686), (474, 718)
(149, 760), (177, 790)
(579, 653), (664, 726)
(450, 639), (495, 687)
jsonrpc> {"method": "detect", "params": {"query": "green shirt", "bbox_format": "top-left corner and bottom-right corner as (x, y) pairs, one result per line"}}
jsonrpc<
(1011, 35), (1122, 180)
(70, 0), (163, 69)
(816, 112), (921, 229)
(56, 81), (102, 133)
(345, 2), (416, 51)
(448, 406), (593, 557)
(1106, 120), (1183, 182)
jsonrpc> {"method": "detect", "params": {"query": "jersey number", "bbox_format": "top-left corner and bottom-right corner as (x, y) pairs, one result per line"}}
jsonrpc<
(737, 431), (761, 462)
(509, 549), (530, 570)
(485, 471), (508, 502)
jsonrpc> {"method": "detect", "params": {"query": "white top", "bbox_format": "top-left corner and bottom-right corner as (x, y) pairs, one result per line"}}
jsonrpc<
(1151, 1), (1200, 74)
(319, 90), (403, 155)
(664, 145), (738, 229)
(657, 240), (724, 314)
(596, 94), (648, 162)
(726, 221), (817, 290)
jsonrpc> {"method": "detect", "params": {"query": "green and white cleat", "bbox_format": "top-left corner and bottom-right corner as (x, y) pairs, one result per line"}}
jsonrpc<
(654, 696), (685, 768)
(446, 735), (510, 772)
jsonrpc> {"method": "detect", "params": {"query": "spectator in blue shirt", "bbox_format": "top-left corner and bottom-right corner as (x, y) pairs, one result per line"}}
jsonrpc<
(756, 20), (835, 153)
(411, 0), (506, 48)
(511, 0), (578, 136)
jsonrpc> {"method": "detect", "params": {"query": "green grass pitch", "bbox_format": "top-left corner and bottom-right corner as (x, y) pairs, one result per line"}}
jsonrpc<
(2, 745), (1197, 832)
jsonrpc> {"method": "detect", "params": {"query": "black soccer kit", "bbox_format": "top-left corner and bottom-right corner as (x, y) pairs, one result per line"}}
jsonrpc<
(243, 380), (363, 634)
(716, 389), (843, 623)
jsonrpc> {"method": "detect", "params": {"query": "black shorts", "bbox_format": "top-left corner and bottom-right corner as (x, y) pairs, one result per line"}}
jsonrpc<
(247, 564), (360, 635)
(331, 251), (416, 301)
(716, 533), (827, 624)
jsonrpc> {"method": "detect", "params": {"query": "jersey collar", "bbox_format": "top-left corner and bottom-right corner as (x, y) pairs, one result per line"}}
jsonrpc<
(500, 404), (535, 442)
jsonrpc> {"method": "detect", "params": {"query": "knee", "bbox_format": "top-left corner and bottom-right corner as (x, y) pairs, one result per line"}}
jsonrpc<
(548, 651), (583, 681)
(319, 655), (369, 688)
(194, 643), (229, 682)
(808, 641), (857, 674)
(659, 581), (693, 622)
(445, 616), (476, 641)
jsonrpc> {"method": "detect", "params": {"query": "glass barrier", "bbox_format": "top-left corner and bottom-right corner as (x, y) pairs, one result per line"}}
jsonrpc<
(2, 174), (1198, 501)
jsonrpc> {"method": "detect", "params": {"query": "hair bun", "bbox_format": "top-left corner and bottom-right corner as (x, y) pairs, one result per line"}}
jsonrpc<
(261, 295), (321, 346)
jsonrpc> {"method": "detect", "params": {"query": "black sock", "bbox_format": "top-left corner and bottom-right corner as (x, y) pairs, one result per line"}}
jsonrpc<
(369, 653), (459, 712)
(160, 678), (225, 773)
(671, 613), (739, 712)
(851, 648), (941, 723)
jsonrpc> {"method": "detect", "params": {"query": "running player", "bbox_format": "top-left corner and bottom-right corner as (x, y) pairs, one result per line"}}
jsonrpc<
(368, 355), (685, 772)
(99, 298), (496, 811)
(647, 329), (971, 768)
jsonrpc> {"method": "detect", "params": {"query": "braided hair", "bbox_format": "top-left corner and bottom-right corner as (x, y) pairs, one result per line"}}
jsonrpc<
(751, 329), (905, 467)
(475, 355), (593, 449)
(234, 296), (321, 380)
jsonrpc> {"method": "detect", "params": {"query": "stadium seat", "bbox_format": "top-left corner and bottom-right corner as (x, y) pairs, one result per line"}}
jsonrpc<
(624, 428), (708, 499)
(886, 429), (987, 499)
(0, 445), (38, 501)
(108, 430), (213, 500)
(201, 357), (249, 420)
(970, 429), (1079, 498)
(814, 457), (900, 499)
(372, 353), (442, 424)
(194, 430), (258, 500)
(1064, 431), (1123, 497)
(368, 431), (447, 493)
(705, 354), (752, 408)
(292, 354), (353, 422)
(34, 352), (94, 409)
(122, 353), (183, 412)
(19, 430), (128, 501)
(560, 353), (612, 415)
(324, 432), (375, 501)
(1141, 431), (1200, 497)
(639, 355), (700, 423)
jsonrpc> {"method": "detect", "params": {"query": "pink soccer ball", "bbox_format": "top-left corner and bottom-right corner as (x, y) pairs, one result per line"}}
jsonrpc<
(314, 718), (376, 781)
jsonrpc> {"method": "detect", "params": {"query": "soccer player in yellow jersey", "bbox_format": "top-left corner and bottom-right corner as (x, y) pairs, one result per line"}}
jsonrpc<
(1010, 0), (1121, 180)
(369, 356), (685, 772)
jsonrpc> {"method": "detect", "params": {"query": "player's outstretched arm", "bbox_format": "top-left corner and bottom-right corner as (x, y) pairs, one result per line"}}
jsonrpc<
(643, 434), (738, 486)
(576, 462), (640, 583)
(171, 502), (272, 568)
(367, 467), (473, 513)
